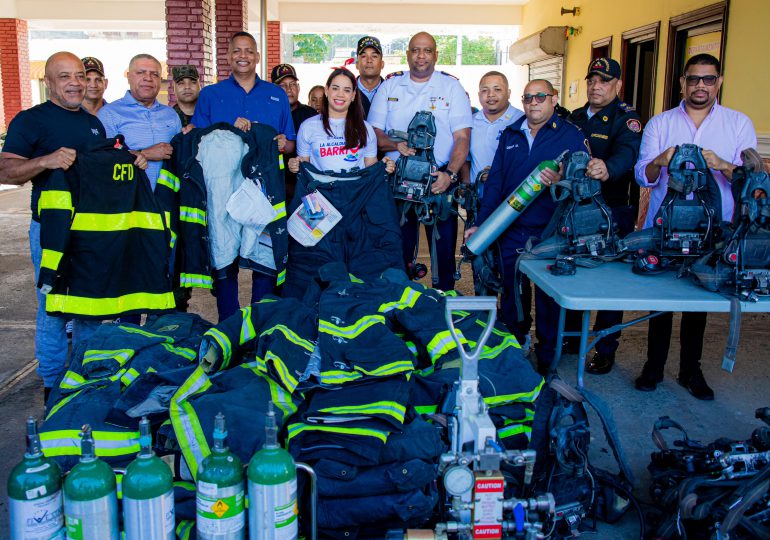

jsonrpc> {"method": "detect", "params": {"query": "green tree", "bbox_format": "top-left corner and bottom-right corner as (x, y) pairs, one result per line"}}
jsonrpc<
(461, 36), (497, 65)
(292, 34), (332, 63)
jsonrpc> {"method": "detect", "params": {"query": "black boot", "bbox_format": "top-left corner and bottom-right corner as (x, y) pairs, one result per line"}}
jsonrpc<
(634, 361), (664, 391)
(677, 369), (714, 401)
(586, 352), (615, 375)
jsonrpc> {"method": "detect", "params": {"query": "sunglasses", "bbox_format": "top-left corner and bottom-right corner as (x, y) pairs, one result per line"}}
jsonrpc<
(522, 92), (553, 104)
(684, 75), (718, 86)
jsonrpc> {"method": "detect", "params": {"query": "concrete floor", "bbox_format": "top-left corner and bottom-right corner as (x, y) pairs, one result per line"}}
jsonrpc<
(0, 184), (768, 538)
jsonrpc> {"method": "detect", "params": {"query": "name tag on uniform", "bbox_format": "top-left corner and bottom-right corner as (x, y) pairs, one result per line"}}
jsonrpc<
(270, 96), (279, 102)
(591, 133), (609, 140)
(388, 97), (399, 102)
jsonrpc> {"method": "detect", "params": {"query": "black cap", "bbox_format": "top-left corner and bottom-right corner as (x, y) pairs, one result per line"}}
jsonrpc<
(172, 64), (199, 82)
(270, 63), (298, 84)
(586, 57), (621, 80)
(357, 36), (382, 56)
(81, 57), (105, 76)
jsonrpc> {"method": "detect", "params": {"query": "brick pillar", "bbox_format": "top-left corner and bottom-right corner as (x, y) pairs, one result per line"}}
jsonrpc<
(165, 0), (214, 102)
(0, 18), (32, 125)
(267, 21), (282, 74)
(215, 0), (248, 81)
(0, 61), (6, 131)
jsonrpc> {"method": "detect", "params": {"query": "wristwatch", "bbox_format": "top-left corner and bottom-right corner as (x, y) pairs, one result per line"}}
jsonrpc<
(446, 170), (459, 184)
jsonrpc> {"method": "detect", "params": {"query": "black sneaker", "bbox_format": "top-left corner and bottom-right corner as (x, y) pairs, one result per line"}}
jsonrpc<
(586, 352), (615, 375)
(634, 362), (664, 391)
(677, 370), (715, 401)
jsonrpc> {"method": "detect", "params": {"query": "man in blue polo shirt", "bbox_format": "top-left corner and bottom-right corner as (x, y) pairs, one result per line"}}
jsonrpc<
(191, 31), (295, 320)
(98, 53), (181, 190)
(465, 79), (588, 374)
(191, 31), (295, 154)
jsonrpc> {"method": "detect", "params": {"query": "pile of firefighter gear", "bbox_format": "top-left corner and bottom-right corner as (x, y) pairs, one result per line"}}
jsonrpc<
(30, 263), (544, 538)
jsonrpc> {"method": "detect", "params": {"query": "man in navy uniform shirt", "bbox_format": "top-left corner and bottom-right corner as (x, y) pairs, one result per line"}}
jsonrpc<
(565, 57), (642, 374)
(465, 79), (588, 374)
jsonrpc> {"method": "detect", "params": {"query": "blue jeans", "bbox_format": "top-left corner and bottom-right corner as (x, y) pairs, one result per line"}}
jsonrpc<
(29, 220), (100, 386)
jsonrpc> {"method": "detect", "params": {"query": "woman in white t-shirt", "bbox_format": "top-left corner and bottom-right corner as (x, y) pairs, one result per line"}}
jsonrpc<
(288, 68), (395, 174)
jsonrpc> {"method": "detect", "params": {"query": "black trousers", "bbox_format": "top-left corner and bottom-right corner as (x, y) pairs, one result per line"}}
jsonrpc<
(646, 311), (708, 375)
(400, 208), (458, 291)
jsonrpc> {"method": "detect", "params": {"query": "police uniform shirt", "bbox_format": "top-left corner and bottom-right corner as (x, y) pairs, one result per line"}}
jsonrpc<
(296, 115), (377, 172)
(368, 70), (472, 165)
(2, 101), (106, 220)
(468, 103), (524, 183)
(567, 97), (642, 207)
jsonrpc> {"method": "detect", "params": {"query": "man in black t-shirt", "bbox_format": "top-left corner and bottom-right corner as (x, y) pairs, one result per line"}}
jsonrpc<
(0, 51), (146, 400)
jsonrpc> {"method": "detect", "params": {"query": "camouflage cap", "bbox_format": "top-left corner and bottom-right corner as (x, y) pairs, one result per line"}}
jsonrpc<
(81, 57), (105, 76)
(172, 64), (200, 82)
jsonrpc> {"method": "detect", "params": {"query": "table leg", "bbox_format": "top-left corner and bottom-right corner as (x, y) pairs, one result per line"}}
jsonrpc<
(552, 306), (566, 371)
(577, 310), (591, 388)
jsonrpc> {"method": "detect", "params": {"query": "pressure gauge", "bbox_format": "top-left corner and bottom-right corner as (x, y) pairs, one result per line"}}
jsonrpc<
(443, 465), (474, 496)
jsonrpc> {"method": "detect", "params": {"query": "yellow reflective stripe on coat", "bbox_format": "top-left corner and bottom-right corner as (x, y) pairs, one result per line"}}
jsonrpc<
(40, 249), (64, 271)
(120, 367), (141, 387)
(118, 325), (174, 342)
(180, 206), (206, 226)
(176, 520), (194, 540)
(45, 291), (175, 317)
(263, 351), (299, 393)
(162, 343), (197, 361)
(82, 349), (135, 367)
(260, 324), (315, 352)
(427, 330), (468, 362)
(272, 201), (286, 221)
(286, 423), (387, 443)
(204, 328), (233, 370)
(45, 388), (84, 420)
(497, 423), (532, 440)
(240, 306), (257, 344)
(169, 366), (213, 480)
(318, 315), (385, 339)
(318, 401), (406, 423)
(157, 169), (180, 192)
(71, 211), (165, 232)
(180, 273), (213, 289)
(484, 378), (544, 406)
(355, 361), (414, 378)
(38, 190), (73, 214)
(40, 429), (140, 457)
(276, 269), (286, 286)
(378, 287), (421, 313)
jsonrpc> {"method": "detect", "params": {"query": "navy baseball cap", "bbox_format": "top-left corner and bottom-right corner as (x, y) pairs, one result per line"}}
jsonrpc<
(586, 57), (621, 80)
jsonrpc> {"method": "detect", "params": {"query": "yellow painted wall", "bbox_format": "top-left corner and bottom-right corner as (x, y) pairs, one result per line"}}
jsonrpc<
(519, 0), (770, 133)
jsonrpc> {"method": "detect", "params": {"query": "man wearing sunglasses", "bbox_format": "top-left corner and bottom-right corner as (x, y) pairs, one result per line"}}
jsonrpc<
(564, 57), (642, 375)
(465, 79), (588, 375)
(633, 53), (756, 400)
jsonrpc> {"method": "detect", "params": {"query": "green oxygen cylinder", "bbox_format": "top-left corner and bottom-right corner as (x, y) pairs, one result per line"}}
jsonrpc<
(122, 417), (175, 540)
(247, 403), (298, 540)
(197, 412), (246, 540)
(8, 416), (65, 540)
(63, 425), (119, 540)
(465, 150), (568, 255)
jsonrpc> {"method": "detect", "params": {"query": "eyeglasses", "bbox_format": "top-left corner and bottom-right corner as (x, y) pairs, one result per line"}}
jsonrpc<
(522, 93), (553, 104)
(684, 75), (718, 86)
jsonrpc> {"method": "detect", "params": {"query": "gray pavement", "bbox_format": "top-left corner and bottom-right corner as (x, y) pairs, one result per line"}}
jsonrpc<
(0, 183), (768, 538)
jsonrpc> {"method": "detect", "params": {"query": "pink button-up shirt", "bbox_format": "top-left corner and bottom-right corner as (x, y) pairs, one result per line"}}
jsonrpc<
(634, 100), (756, 228)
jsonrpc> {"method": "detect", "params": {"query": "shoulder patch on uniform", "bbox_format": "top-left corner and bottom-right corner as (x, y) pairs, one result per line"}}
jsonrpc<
(385, 71), (404, 80)
(619, 102), (635, 112)
(440, 71), (459, 80)
(626, 118), (642, 133)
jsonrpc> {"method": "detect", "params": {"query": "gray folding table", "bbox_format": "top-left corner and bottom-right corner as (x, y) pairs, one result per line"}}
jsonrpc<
(518, 259), (770, 387)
